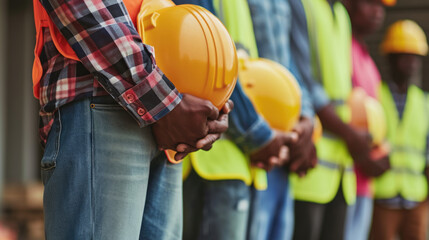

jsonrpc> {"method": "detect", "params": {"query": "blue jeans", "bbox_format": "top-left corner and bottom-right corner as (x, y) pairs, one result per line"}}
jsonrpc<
(183, 170), (251, 240)
(248, 167), (294, 240)
(344, 196), (373, 240)
(41, 96), (182, 240)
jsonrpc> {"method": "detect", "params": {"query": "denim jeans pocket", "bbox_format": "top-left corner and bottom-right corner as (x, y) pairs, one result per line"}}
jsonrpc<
(90, 103), (124, 111)
(90, 94), (125, 112)
(41, 109), (62, 185)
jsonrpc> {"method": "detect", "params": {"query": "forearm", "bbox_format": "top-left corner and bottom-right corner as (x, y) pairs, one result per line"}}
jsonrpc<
(316, 104), (354, 142)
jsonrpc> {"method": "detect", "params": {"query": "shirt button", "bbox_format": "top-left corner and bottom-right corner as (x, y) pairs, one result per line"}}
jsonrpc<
(126, 94), (135, 103)
(137, 108), (146, 116)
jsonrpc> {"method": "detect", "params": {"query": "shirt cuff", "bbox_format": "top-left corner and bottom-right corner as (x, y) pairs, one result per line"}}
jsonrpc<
(311, 83), (330, 111)
(116, 67), (182, 127)
(233, 116), (275, 154)
(299, 82), (315, 118)
(301, 99), (315, 118)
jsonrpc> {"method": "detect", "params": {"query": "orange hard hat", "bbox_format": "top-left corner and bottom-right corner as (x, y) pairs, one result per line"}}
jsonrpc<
(312, 116), (323, 143)
(238, 57), (301, 132)
(348, 88), (387, 145)
(348, 88), (369, 130)
(137, 0), (238, 109)
(381, 0), (396, 6)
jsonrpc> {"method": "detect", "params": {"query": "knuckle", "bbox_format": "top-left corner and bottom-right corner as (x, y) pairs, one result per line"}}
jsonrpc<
(208, 135), (217, 144)
(214, 133), (221, 140)
(202, 99), (212, 106)
(203, 100), (215, 111)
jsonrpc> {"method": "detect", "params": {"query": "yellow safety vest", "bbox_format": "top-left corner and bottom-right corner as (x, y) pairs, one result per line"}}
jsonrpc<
(182, 0), (267, 190)
(182, 140), (267, 190)
(374, 83), (429, 202)
(292, 0), (356, 205)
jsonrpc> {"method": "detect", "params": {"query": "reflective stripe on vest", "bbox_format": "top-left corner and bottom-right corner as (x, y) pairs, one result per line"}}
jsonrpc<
(32, 0), (143, 98)
(292, 0), (355, 205)
(374, 83), (429, 202)
(390, 167), (423, 176)
(391, 145), (425, 157)
(318, 159), (354, 172)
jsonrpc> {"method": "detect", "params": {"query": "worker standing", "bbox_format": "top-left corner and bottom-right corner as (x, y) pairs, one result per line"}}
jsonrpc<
(246, 0), (317, 239)
(33, 0), (232, 239)
(342, 0), (392, 240)
(291, 0), (386, 239)
(173, 0), (298, 239)
(370, 20), (429, 240)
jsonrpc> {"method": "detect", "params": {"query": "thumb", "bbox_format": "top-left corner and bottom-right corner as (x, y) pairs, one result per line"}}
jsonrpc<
(221, 100), (234, 114)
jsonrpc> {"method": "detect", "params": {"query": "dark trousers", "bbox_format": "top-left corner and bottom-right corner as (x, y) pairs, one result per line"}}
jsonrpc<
(293, 187), (348, 240)
(370, 200), (429, 240)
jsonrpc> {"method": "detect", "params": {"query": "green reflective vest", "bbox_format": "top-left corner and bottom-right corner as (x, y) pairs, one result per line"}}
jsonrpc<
(291, 0), (356, 205)
(213, 0), (259, 59)
(182, 0), (267, 190)
(374, 83), (429, 202)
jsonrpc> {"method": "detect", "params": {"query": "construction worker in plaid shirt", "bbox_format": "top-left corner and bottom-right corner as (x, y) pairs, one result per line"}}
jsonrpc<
(32, 0), (231, 239)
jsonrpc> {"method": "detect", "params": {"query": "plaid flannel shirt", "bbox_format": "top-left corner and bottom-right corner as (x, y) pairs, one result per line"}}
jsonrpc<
(38, 0), (182, 146)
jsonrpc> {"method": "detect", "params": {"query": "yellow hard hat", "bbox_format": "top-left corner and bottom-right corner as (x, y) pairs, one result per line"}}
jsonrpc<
(381, 0), (396, 6)
(137, 0), (238, 109)
(365, 96), (387, 145)
(239, 57), (301, 132)
(348, 88), (387, 145)
(381, 20), (428, 56)
(312, 116), (323, 143)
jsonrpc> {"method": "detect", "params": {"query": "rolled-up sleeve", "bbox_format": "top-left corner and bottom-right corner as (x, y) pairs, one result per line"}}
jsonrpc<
(290, 0), (330, 112)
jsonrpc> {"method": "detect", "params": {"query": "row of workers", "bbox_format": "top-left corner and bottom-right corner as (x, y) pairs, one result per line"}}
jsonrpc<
(173, 0), (429, 240)
(32, 0), (428, 239)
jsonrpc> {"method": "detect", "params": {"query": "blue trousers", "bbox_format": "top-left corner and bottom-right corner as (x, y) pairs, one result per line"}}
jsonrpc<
(248, 167), (294, 240)
(42, 96), (182, 240)
(344, 196), (373, 240)
(183, 169), (251, 240)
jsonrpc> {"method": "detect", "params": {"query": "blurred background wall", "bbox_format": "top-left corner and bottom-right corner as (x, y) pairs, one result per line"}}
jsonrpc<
(1, 0), (40, 188)
(0, 0), (7, 206)
(1, 0), (44, 238)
